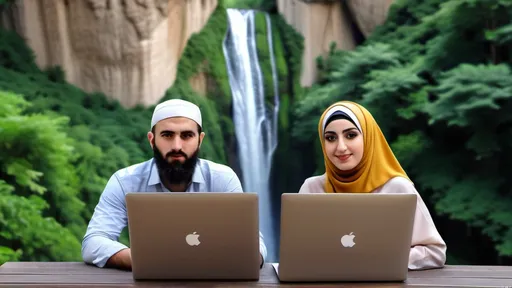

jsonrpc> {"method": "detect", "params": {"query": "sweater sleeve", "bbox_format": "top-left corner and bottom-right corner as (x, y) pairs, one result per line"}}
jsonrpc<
(382, 177), (447, 270)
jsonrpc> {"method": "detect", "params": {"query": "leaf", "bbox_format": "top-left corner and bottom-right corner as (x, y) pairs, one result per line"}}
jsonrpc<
(486, 24), (512, 45)
(5, 161), (45, 195)
(425, 64), (512, 127)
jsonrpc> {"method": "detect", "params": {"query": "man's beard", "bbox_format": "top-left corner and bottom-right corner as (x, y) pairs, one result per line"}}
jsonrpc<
(153, 143), (199, 186)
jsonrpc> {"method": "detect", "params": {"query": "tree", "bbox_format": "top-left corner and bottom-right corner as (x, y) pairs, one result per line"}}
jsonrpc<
(0, 91), (82, 263)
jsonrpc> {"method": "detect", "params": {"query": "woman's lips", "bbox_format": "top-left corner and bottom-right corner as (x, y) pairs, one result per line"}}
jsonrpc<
(337, 154), (351, 161)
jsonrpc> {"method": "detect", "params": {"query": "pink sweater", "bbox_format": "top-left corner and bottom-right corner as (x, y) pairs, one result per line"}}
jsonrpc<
(298, 175), (447, 270)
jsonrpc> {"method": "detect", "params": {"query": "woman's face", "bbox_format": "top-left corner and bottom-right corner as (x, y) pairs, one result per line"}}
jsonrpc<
(323, 119), (364, 171)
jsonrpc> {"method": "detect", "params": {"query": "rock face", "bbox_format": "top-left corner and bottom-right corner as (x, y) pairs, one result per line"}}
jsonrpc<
(346, 0), (395, 37)
(277, 0), (356, 87)
(1, 0), (394, 107)
(277, 0), (394, 87)
(2, 0), (218, 108)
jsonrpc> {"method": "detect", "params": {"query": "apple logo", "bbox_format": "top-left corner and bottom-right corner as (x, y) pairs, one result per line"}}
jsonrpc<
(185, 232), (200, 246)
(341, 232), (355, 247)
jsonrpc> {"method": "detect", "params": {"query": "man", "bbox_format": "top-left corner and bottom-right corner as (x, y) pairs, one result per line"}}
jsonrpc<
(81, 99), (267, 271)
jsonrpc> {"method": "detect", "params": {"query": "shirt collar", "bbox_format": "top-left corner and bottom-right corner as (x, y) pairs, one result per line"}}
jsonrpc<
(148, 158), (205, 186)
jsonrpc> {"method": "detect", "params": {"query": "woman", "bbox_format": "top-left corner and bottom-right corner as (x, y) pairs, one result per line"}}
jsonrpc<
(299, 101), (447, 270)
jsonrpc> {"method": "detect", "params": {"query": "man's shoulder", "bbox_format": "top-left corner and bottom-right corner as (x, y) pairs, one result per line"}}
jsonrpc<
(198, 158), (237, 176)
(197, 158), (241, 192)
(113, 158), (154, 180)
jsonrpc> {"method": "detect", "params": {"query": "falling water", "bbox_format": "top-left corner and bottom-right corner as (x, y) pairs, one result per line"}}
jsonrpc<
(223, 8), (280, 262)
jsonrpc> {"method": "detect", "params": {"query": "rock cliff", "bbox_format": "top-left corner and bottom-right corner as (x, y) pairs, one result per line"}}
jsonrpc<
(277, 0), (394, 87)
(1, 0), (217, 107)
(346, 0), (395, 37)
(1, 0), (393, 107)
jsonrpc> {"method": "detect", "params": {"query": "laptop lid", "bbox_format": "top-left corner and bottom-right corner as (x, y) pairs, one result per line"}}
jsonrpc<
(126, 192), (260, 280)
(276, 193), (416, 282)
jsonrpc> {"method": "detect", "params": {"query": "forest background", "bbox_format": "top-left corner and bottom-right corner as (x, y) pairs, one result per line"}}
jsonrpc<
(1, 0), (512, 266)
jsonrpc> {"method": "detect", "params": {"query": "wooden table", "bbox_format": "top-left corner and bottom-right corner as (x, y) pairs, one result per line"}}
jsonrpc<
(0, 262), (511, 287)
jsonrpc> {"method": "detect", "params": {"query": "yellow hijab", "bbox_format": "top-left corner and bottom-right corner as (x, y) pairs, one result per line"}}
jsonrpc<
(318, 101), (410, 193)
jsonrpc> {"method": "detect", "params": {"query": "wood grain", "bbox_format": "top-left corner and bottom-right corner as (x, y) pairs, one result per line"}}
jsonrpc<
(0, 262), (511, 287)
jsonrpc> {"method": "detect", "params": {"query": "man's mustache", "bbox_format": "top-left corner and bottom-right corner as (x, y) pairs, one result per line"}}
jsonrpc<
(166, 150), (188, 159)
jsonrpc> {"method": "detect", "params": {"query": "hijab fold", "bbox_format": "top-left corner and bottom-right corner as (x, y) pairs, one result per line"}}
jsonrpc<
(318, 101), (410, 193)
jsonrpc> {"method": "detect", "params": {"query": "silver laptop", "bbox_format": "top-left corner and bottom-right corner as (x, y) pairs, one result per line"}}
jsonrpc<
(275, 193), (417, 282)
(126, 192), (260, 280)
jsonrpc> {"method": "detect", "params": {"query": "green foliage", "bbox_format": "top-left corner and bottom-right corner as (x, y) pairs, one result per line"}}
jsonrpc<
(0, 0), (305, 265)
(361, 62), (428, 136)
(221, 0), (275, 11)
(422, 0), (512, 72)
(271, 16), (289, 95)
(271, 17), (290, 130)
(0, 66), (151, 224)
(0, 25), (155, 261)
(368, 0), (446, 60)
(292, 0), (512, 262)
(292, 43), (403, 142)
(487, 23), (512, 45)
(0, 5), (254, 265)
(0, 91), (82, 262)
(419, 65), (512, 254)
(0, 29), (39, 74)
(426, 64), (512, 131)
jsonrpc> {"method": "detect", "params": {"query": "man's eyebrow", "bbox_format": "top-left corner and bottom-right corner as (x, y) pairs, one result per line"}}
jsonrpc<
(181, 130), (195, 135)
(159, 130), (175, 135)
(159, 129), (196, 135)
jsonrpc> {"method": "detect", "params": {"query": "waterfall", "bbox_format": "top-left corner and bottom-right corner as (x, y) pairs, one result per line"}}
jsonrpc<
(223, 8), (280, 262)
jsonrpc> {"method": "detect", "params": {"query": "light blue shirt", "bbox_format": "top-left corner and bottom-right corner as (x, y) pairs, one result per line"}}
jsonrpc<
(81, 158), (267, 267)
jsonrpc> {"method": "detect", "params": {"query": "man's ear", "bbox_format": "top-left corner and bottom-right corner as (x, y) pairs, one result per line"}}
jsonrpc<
(199, 132), (205, 147)
(148, 131), (154, 149)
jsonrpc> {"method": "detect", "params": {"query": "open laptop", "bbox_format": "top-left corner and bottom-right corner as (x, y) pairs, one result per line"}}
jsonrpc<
(274, 193), (417, 282)
(125, 192), (260, 281)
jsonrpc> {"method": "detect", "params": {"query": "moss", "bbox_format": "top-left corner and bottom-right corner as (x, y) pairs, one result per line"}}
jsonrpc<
(255, 11), (276, 111)
(274, 14), (305, 101)
(254, 11), (298, 130)
(270, 15), (290, 130)
(271, 19), (288, 94)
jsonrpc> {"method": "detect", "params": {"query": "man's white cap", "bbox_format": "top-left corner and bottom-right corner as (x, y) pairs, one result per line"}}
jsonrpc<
(150, 99), (202, 130)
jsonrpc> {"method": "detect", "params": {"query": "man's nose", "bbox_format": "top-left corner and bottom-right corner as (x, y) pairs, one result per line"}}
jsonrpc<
(170, 137), (183, 150)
